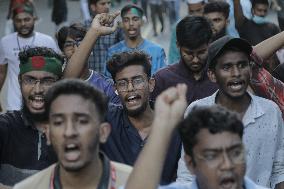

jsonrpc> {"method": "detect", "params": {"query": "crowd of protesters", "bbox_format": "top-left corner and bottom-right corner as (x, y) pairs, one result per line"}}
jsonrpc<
(1, 0), (284, 189)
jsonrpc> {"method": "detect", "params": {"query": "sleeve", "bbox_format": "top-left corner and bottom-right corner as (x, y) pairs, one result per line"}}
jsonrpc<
(152, 48), (167, 75)
(104, 48), (113, 78)
(250, 52), (284, 119)
(117, 28), (125, 42)
(176, 147), (195, 184)
(270, 106), (284, 189)
(0, 39), (7, 65)
(150, 72), (166, 102)
(0, 115), (10, 165)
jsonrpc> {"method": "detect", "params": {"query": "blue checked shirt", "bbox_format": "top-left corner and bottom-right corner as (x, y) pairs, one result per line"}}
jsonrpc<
(85, 19), (124, 74)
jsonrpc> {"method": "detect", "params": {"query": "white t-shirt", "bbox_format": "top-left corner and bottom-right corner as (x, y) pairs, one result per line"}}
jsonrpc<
(0, 32), (59, 111)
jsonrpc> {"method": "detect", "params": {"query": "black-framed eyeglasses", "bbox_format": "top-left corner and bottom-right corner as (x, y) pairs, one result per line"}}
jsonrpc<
(115, 76), (147, 92)
(21, 76), (58, 87)
(63, 39), (82, 49)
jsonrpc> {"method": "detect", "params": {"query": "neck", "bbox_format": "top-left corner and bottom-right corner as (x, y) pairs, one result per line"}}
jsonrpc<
(60, 155), (102, 189)
(193, 72), (202, 80)
(17, 31), (34, 38)
(34, 122), (48, 133)
(126, 35), (143, 48)
(215, 91), (251, 119)
(128, 104), (154, 134)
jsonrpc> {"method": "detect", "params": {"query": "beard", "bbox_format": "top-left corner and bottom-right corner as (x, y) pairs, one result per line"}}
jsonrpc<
(15, 24), (35, 38)
(212, 27), (226, 42)
(123, 100), (148, 117)
(22, 97), (47, 123)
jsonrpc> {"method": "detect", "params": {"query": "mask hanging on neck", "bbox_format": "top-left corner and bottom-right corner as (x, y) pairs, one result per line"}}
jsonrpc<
(252, 15), (268, 24)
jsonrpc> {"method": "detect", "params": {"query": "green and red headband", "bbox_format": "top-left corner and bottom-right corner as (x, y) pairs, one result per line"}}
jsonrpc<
(19, 56), (62, 76)
(13, 3), (34, 18)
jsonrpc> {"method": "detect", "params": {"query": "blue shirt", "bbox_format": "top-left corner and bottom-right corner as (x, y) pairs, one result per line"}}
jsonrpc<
(86, 70), (120, 104)
(159, 177), (268, 189)
(106, 39), (167, 77)
(101, 104), (181, 185)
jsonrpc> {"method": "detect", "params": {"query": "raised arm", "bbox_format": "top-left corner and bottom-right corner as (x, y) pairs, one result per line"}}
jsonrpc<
(125, 84), (187, 189)
(63, 12), (119, 78)
(233, 0), (246, 28)
(253, 31), (284, 61)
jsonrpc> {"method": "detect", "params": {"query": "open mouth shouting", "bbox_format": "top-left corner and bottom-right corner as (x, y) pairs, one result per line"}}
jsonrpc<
(28, 95), (45, 111)
(64, 142), (81, 162)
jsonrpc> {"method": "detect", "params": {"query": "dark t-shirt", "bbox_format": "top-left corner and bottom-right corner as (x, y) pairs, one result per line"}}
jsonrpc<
(151, 60), (218, 104)
(0, 111), (57, 186)
(101, 104), (181, 185)
(237, 18), (280, 45)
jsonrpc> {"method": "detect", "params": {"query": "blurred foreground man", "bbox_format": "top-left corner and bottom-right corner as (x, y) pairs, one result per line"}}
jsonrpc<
(14, 79), (132, 189)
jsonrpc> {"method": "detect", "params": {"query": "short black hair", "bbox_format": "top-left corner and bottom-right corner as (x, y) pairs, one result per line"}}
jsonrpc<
(56, 23), (87, 51)
(18, 47), (64, 68)
(251, 0), (269, 8)
(204, 1), (230, 19)
(121, 4), (144, 17)
(106, 51), (151, 80)
(176, 16), (212, 49)
(89, 0), (101, 5)
(45, 79), (108, 122)
(179, 105), (244, 158)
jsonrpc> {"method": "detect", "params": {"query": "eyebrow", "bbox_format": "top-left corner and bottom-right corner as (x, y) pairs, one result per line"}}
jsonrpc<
(202, 143), (243, 153)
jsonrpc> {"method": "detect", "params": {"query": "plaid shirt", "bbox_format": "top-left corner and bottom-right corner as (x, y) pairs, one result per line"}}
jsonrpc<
(250, 51), (284, 118)
(85, 19), (124, 74)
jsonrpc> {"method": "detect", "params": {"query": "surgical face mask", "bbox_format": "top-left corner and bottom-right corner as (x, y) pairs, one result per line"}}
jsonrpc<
(252, 15), (268, 24)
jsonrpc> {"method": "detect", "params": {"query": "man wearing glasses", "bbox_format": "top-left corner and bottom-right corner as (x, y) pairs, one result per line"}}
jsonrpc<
(151, 16), (218, 105)
(100, 51), (182, 185)
(177, 36), (284, 189)
(0, 47), (62, 188)
(125, 104), (266, 189)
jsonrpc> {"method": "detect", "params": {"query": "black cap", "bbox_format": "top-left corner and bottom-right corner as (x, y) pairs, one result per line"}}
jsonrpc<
(208, 36), (252, 69)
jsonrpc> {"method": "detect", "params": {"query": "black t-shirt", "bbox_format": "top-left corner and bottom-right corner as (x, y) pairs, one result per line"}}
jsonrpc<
(0, 111), (57, 186)
(237, 18), (280, 45)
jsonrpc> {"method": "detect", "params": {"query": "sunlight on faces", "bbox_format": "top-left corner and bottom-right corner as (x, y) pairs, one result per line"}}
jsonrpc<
(115, 65), (155, 117)
(185, 130), (246, 189)
(47, 95), (110, 172)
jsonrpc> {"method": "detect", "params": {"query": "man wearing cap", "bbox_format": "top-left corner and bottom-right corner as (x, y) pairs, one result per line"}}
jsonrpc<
(106, 4), (167, 76)
(0, 47), (62, 188)
(0, 1), (59, 112)
(176, 36), (284, 189)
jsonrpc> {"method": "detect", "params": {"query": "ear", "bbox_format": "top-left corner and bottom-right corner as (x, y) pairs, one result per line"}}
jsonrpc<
(148, 77), (155, 93)
(45, 124), (51, 146)
(207, 69), (217, 83)
(225, 18), (230, 26)
(184, 154), (196, 175)
(99, 122), (111, 143)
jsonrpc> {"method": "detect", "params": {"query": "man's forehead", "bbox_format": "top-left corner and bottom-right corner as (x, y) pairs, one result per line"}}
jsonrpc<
(22, 70), (58, 78)
(195, 129), (242, 150)
(14, 12), (33, 19)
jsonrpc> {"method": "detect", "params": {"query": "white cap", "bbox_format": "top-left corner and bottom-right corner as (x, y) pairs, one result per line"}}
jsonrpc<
(187, 0), (204, 4)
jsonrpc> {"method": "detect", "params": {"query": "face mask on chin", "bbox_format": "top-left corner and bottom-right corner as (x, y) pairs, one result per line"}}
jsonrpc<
(252, 15), (268, 24)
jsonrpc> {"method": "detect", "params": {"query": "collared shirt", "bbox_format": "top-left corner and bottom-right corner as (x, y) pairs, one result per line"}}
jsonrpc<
(86, 69), (120, 104)
(0, 111), (57, 186)
(151, 60), (218, 104)
(250, 51), (284, 118)
(106, 39), (167, 77)
(84, 19), (124, 74)
(176, 91), (284, 188)
(159, 177), (268, 189)
(101, 104), (182, 185)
